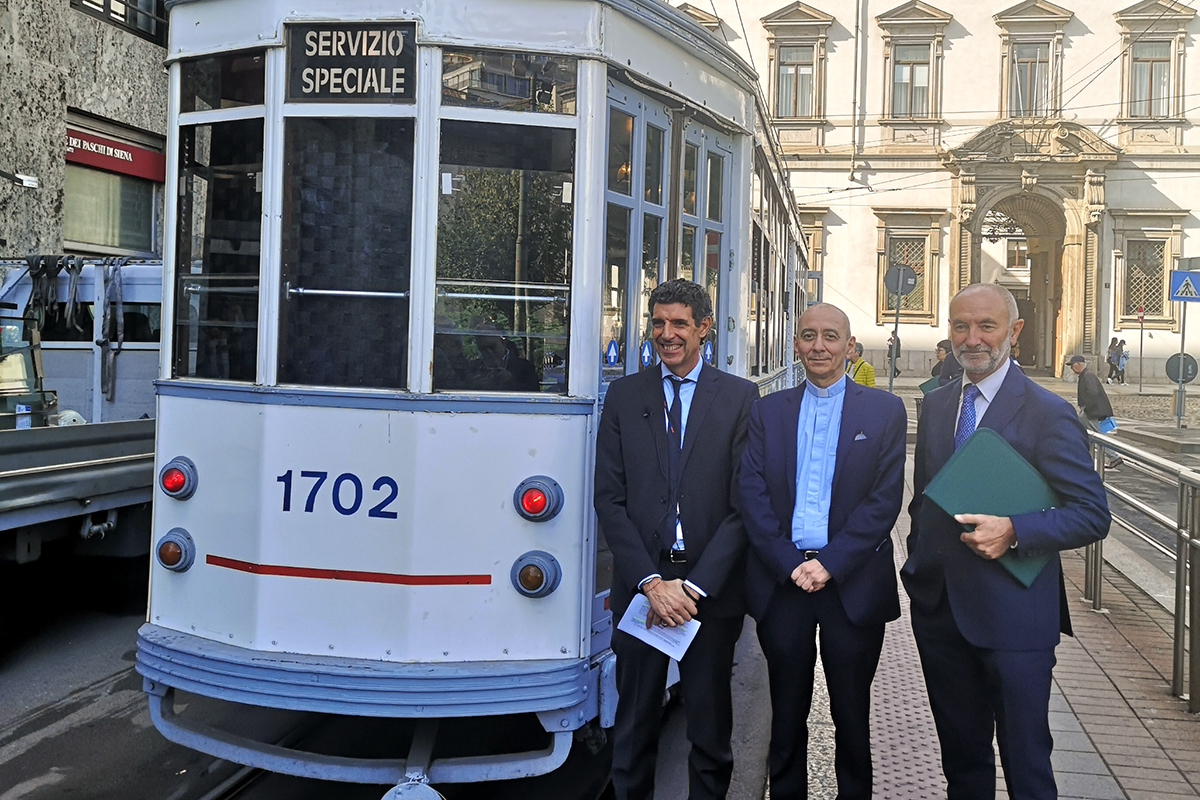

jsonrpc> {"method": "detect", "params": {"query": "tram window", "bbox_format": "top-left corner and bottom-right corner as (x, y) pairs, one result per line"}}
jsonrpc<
(173, 118), (263, 382)
(682, 144), (698, 216)
(645, 126), (664, 205)
(607, 110), (633, 196)
(278, 118), (414, 390)
(680, 225), (696, 282)
(706, 154), (723, 222)
(441, 50), (577, 114)
(638, 214), (663, 371)
(180, 50), (266, 113)
(434, 121), (573, 394)
(703, 231), (720, 366)
(602, 206), (630, 386)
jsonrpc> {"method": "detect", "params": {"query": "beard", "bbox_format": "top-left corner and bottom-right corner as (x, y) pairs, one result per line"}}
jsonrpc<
(953, 337), (1011, 376)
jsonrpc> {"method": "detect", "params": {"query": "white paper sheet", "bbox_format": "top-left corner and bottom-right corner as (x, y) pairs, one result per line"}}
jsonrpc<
(616, 595), (701, 660)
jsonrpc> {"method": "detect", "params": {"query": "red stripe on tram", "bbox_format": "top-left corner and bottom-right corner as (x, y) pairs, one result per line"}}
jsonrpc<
(206, 555), (492, 586)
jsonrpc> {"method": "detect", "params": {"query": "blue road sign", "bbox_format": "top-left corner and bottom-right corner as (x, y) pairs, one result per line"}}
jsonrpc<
(640, 340), (653, 367)
(703, 340), (714, 364)
(604, 339), (619, 366)
(1170, 270), (1200, 302)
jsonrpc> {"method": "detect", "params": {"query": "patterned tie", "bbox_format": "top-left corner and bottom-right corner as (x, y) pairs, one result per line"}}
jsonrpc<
(664, 377), (685, 548)
(955, 383), (980, 451)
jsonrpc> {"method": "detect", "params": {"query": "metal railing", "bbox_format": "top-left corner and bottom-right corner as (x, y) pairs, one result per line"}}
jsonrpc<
(1085, 430), (1200, 710)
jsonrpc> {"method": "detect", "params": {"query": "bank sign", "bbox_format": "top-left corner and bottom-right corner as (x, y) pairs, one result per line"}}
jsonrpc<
(287, 22), (416, 102)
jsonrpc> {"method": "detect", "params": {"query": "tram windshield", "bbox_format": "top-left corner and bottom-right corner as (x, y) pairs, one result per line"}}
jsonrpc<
(433, 120), (573, 394)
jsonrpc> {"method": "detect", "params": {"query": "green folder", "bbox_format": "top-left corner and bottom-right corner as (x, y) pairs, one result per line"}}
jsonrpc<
(919, 376), (940, 395)
(922, 428), (1059, 587)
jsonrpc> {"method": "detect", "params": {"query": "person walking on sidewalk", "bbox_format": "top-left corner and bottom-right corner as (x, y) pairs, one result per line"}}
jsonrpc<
(1116, 340), (1129, 386)
(847, 342), (876, 387)
(902, 283), (1111, 800)
(1105, 337), (1120, 384)
(739, 303), (906, 800)
(1068, 355), (1121, 470)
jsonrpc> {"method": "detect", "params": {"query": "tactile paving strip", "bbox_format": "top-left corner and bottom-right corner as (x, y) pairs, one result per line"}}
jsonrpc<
(868, 532), (949, 799)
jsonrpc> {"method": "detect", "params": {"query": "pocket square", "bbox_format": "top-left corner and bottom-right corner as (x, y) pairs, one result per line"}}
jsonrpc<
(854, 432), (867, 441)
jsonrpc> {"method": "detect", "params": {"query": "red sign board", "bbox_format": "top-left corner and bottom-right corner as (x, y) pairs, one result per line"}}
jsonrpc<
(65, 129), (165, 183)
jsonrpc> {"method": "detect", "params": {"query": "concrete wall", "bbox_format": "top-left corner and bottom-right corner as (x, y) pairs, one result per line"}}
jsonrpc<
(0, 0), (167, 257)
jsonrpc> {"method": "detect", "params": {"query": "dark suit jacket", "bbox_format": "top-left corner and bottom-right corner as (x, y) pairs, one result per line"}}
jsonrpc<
(738, 379), (907, 627)
(902, 366), (1111, 650)
(594, 364), (759, 622)
(1077, 368), (1114, 421)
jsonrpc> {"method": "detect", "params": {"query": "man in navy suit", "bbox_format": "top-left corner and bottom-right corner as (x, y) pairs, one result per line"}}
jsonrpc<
(738, 303), (907, 800)
(903, 283), (1110, 800)
(595, 279), (758, 800)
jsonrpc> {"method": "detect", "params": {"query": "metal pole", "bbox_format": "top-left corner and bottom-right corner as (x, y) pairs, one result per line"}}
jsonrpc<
(888, 291), (900, 393)
(1173, 482), (1189, 697)
(1190, 485), (1200, 712)
(1086, 441), (1105, 610)
(1083, 442), (1101, 603)
(1139, 308), (1145, 394)
(1178, 302), (1188, 430)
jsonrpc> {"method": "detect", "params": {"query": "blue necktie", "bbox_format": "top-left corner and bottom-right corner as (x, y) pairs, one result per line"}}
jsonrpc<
(955, 384), (980, 450)
(664, 377), (684, 548)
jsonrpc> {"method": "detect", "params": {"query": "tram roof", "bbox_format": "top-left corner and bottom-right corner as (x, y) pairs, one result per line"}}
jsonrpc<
(163, 0), (761, 117)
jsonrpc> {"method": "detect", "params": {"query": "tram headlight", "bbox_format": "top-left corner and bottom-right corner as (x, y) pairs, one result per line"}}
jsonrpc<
(513, 476), (563, 522)
(159, 456), (198, 500)
(156, 528), (196, 572)
(510, 551), (561, 598)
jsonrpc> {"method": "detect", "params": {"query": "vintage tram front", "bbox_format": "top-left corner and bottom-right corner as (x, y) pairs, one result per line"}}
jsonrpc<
(137, 0), (802, 790)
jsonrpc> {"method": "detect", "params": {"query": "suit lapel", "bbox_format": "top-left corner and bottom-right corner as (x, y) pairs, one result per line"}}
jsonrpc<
(830, 378), (861, 500)
(640, 368), (670, 480)
(678, 364), (717, 476)
(928, 377), (961, 470)
(784, 386), (802, 500)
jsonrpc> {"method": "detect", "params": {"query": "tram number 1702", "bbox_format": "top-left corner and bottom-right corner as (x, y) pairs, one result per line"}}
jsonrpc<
(275, 470), (400, 518)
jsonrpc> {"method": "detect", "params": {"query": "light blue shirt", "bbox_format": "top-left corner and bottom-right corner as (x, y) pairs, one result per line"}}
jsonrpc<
(791, 376), (847, 550)
(661, 359), (703, 444)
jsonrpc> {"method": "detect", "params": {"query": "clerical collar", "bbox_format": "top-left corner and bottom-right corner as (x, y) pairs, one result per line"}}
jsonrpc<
(804, 375), (848, 398)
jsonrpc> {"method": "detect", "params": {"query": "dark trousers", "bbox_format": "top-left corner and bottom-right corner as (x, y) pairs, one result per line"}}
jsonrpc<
(911, 596), (1058, 800)
(755, 582), (884, 800)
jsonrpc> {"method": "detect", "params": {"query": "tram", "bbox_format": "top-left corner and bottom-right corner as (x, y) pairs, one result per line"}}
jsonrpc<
(136, 0), (806, 794)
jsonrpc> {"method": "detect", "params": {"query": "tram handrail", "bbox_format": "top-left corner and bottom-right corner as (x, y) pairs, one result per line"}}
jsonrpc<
(284, 282), (409, 300)
(1085, 429), (1200, 709)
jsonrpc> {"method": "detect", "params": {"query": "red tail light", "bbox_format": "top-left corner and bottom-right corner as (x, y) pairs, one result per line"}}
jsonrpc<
(159, 457), (198, 500)
(521, 488), (548, 516)
(512, 476), (563, 522)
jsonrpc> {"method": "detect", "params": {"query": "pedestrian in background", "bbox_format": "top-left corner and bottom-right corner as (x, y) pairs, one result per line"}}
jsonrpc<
(1069, 355), (1121, 469)
(848, 342), (876, 387)
(1105, 337), (1120, 384)
(1116, 340), (1129, 386)
(903, 284), (1111, 800)
(739, 303), (906, 800)
(931, 339), (952, 378)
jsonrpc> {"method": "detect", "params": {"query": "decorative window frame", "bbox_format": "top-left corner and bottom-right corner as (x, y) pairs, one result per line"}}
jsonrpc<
(1114, 0), (1194, 149)
(875, 1), (951, 148)
(872, 208), (944, 326)
(1111, 209), (1185, 332)
(994, 0), (1074, 120)
(762, 2), (834, 150)
(676, 3), (724, 34)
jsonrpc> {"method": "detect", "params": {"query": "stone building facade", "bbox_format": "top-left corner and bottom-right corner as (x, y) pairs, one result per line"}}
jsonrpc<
(0, 0), (168, 259)
(677, 0), (1199, 378)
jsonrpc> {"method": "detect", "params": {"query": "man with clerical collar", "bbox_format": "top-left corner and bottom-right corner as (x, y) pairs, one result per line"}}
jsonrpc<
(738, 302), (907, 800)
(903, 283), (1110, 799)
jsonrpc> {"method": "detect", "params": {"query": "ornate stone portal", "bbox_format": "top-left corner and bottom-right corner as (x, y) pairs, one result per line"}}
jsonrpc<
(943, 120), (1121, 375)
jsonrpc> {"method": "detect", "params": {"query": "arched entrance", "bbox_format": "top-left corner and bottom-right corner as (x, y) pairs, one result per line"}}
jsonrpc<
(945, 121), (1120, 376)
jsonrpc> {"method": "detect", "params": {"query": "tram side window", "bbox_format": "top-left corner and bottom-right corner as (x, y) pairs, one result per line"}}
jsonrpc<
(434, 121), (573, 394)
(173, 119), (263, 382)
(40, 302), (160, 343)
(442, 50), (577, 115)
(180, 50), (266, 113)
(278, 118), (414, 390)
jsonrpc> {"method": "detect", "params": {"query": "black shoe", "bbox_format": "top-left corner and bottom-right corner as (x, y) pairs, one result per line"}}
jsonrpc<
(1105, 457), (1123, 469)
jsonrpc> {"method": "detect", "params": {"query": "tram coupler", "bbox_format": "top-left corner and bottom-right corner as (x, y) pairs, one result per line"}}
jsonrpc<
(79, 508), (117, 540)
(384, 722), (445, 800)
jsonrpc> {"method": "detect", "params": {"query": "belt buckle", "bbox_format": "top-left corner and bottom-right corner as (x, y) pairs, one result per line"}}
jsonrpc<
(803, 549), (821, 561)
(669, 548), (688, 564)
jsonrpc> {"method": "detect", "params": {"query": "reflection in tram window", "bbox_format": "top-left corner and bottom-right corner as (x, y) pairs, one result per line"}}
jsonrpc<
(278, 118), (414, 390)
(608, 110), (633, 196)
(441, 50), (577, 114)
(680, 224), (696, 282)
(602, 206), (630, 387)
(705, 231), (721, 365)
(434, 121), (573, 393)
(645, 126), (664, 205)
(682, 143), (698, 216)
(173, 118), (263, 382)
(707, 153), (723, 222)
(639, 214), (662, 371)
(179, 50), (266, 113)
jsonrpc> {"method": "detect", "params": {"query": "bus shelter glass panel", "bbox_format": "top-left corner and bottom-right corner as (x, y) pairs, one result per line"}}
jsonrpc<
(434, 121), (573, 394)
(180, 50), (266, 113)
(278, 118), (414, 390)
(173, 118), (263, 382)
(442, 50), (577, 114)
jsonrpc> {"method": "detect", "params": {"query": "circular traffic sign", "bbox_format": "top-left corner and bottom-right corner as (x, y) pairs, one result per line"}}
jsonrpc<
(1166, 353), (1198, 384)
(884, 264), (919, 296)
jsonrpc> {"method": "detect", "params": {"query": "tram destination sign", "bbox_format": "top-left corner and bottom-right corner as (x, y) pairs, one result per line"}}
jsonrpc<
(287, 22), (416, 103)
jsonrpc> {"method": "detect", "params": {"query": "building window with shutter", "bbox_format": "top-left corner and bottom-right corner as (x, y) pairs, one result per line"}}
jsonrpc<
(777, 46), (815, 118)
(1130, 42), (1171, 118)
(891, 45), (931, 118)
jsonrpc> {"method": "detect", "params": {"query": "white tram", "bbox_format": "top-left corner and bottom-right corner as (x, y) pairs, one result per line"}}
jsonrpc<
(137, 0), (805, 792)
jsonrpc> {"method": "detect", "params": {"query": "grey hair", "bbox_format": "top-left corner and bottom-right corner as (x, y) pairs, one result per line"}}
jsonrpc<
(853, 342), (864, 356)
(952, 283), (1020, 327)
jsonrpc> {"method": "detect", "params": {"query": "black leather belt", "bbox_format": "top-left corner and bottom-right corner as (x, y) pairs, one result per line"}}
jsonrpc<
(802, 549), (821, 561)
(663, 548), (688, 564)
